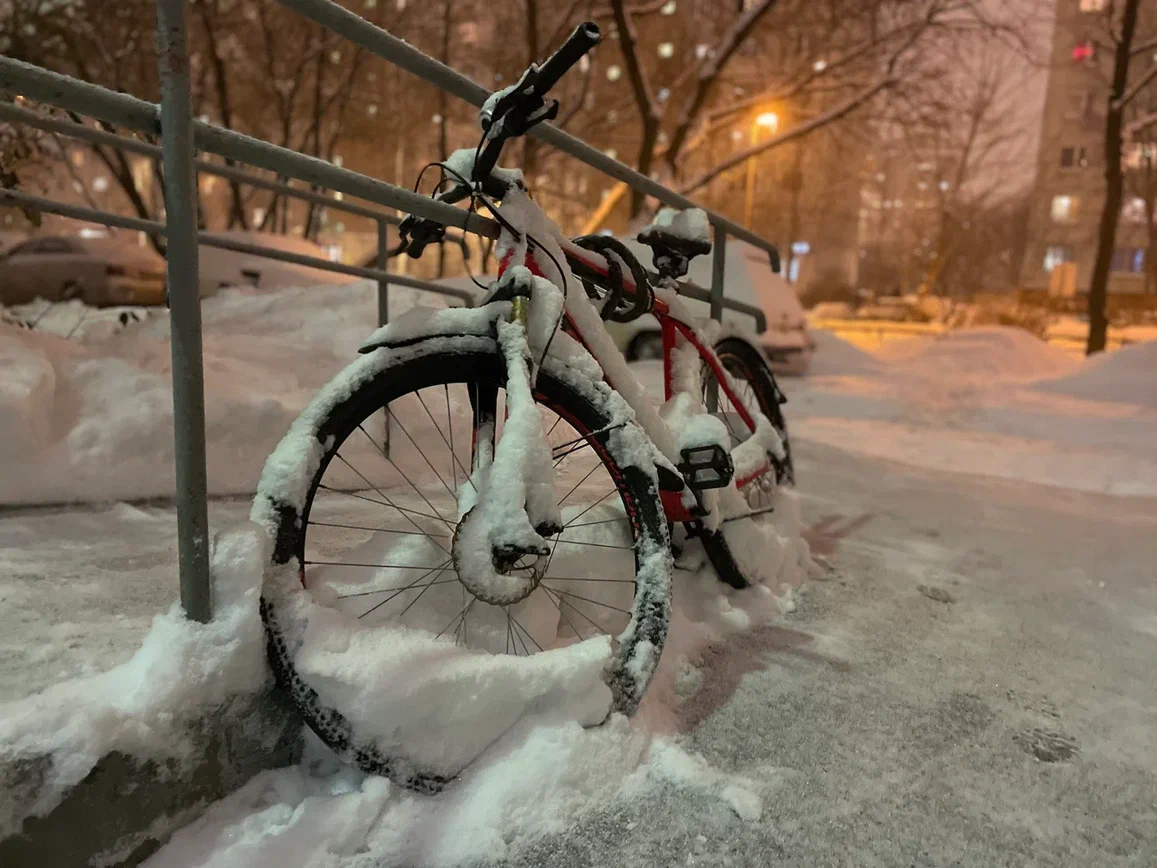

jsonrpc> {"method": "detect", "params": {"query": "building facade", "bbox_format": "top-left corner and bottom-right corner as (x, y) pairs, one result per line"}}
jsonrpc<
(1023, 0), (1157, 295)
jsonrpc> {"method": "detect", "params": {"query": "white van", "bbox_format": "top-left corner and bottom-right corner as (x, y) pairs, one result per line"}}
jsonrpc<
(604, 237), (814, 375)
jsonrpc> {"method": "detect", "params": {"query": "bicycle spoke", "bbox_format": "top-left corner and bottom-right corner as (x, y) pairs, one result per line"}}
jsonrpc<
(358, 558), (452, 619)
(543, 586), (588, 640)
(357, 424), (456, 529)
(309, 520), (450, 539)
(510, 611), (544, 652)
(558, 461), (603, 506)
(414, 388), (473, 493)
(564, 517), (628, 530)
(532, 576), (636, 584)
(332, 453), (453, 557)
(316, 485), (449, 526)
(553, 440), (594, 467)
(305, 559), (449, 570)
(337, 577), (459, 600)
(550, 538), (634, 551)
(541, 585), (630, 615)
(382, 409), (458, 503)
(541, 584), (609, 637)
(394, 563), (453, 620)
(436, 596), (476, 640)
(562, 489), (617, 528)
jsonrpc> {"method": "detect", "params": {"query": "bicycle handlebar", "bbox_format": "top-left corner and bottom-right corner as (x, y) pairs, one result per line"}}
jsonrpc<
(535, 23), (601, 96)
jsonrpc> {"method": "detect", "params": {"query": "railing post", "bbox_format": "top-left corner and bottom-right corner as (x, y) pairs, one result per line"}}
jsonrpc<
(710, 223), (727, 323)
(157, 0), (211, 623)
(375, 218), (391, 454)
(706, 224), (727, 412)
(376, 218), (390, 328)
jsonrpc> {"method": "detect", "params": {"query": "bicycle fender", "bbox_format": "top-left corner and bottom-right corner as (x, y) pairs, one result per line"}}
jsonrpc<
(357, 303), (511, 354)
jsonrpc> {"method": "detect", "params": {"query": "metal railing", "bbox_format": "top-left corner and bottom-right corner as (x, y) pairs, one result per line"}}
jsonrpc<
(0, 0), (783, 622)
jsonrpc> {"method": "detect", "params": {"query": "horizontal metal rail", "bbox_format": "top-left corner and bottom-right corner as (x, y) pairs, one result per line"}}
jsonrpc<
(0, 57), (501, 240)
(0, 102), (401, 225)
(274, 0), (783, 269)
(0, 188), (476, 305)
(1, 61), (768, 328)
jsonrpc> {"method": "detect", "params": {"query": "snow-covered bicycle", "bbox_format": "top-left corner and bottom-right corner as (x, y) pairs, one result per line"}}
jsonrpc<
(252, 22), (792, 792)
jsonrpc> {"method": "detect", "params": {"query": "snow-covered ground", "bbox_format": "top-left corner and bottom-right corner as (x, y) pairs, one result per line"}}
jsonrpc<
(3, 286), (1156, 866)
(784, 328), (1157, 497)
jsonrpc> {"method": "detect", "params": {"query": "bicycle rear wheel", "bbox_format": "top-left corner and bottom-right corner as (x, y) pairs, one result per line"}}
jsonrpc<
(254, 341), (672, 791)
(697, 337), (793, 589)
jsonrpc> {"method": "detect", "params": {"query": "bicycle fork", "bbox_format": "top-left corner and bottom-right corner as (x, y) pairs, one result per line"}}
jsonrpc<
(451, 291), (562, 605)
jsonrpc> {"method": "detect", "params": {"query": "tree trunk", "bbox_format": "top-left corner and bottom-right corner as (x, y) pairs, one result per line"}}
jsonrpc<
(1087, 0), (1141, 355)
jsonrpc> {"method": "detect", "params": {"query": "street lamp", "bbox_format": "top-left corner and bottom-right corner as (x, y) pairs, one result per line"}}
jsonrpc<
(744, 110), (779, 227)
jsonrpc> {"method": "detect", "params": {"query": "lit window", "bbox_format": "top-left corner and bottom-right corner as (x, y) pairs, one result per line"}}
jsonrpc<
(1124, 142), (1157, 169)
(1111, 247), (1145, 273)
(1043, 244), (1073, 272)
(1051, 195), (1079, 222)
(1122, 197), (1148, 223)
(1079, 0), (1106, 10)
(1072, 41), (1095, 63)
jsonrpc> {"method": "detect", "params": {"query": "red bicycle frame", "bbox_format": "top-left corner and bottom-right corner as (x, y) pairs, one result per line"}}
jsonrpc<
(497, 244), (773, 525)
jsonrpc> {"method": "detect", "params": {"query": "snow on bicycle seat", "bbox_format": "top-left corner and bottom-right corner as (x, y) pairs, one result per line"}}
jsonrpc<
(638, 207), (712, 280)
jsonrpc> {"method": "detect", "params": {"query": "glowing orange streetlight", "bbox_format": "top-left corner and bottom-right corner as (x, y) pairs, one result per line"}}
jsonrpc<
(745, 110), (781, 227)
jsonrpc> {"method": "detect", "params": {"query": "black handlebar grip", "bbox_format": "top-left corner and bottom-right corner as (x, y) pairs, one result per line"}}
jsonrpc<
(535, 22), (601, 95)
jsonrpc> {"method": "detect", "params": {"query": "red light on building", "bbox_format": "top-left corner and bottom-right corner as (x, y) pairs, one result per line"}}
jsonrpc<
(1072, 41), (1095, 63)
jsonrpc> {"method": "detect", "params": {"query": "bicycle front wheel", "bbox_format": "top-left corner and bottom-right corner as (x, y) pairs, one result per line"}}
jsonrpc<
(254, 341), (672, 792)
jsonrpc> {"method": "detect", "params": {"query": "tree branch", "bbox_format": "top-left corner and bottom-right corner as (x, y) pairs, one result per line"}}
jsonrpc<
(663, 0), (779, 172)
(678, 73), (896, 197)
(608, 0), (660, 214)
(1120, 62), (1157, 108)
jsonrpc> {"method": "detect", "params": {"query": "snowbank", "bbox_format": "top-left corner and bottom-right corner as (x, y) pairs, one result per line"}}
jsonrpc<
(0, 524), (271, 836)
(874, 326), (1077, 381)
(0, 282), (444, 506)
(787, 327), (1157, 497)
(144, 489), (808, 868)
(1030, 340), (1157, 410)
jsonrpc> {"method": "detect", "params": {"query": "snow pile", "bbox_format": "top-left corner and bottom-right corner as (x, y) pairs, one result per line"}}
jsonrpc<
(145, 489), (805, 868)
(0, 523), (269, 836)
(0, 281), (451, 506)
(1030, 340), (1157, 410)
(791, 327), (1157, 497)
(875, 326), (1077, 381)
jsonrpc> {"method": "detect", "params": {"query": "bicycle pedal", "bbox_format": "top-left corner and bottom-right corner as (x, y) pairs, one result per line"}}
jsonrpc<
(677, 444), (733, 490)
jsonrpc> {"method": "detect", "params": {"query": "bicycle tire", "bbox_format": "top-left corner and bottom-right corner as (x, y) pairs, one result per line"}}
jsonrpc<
(697, 337), (793, 590)
(253, 340), (672, 792)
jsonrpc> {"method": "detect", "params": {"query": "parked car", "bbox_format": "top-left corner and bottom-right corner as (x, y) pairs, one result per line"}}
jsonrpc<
(0, 235), (166, 307)
(198, 231), (360, 297)
(604, 237), (814, 375)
